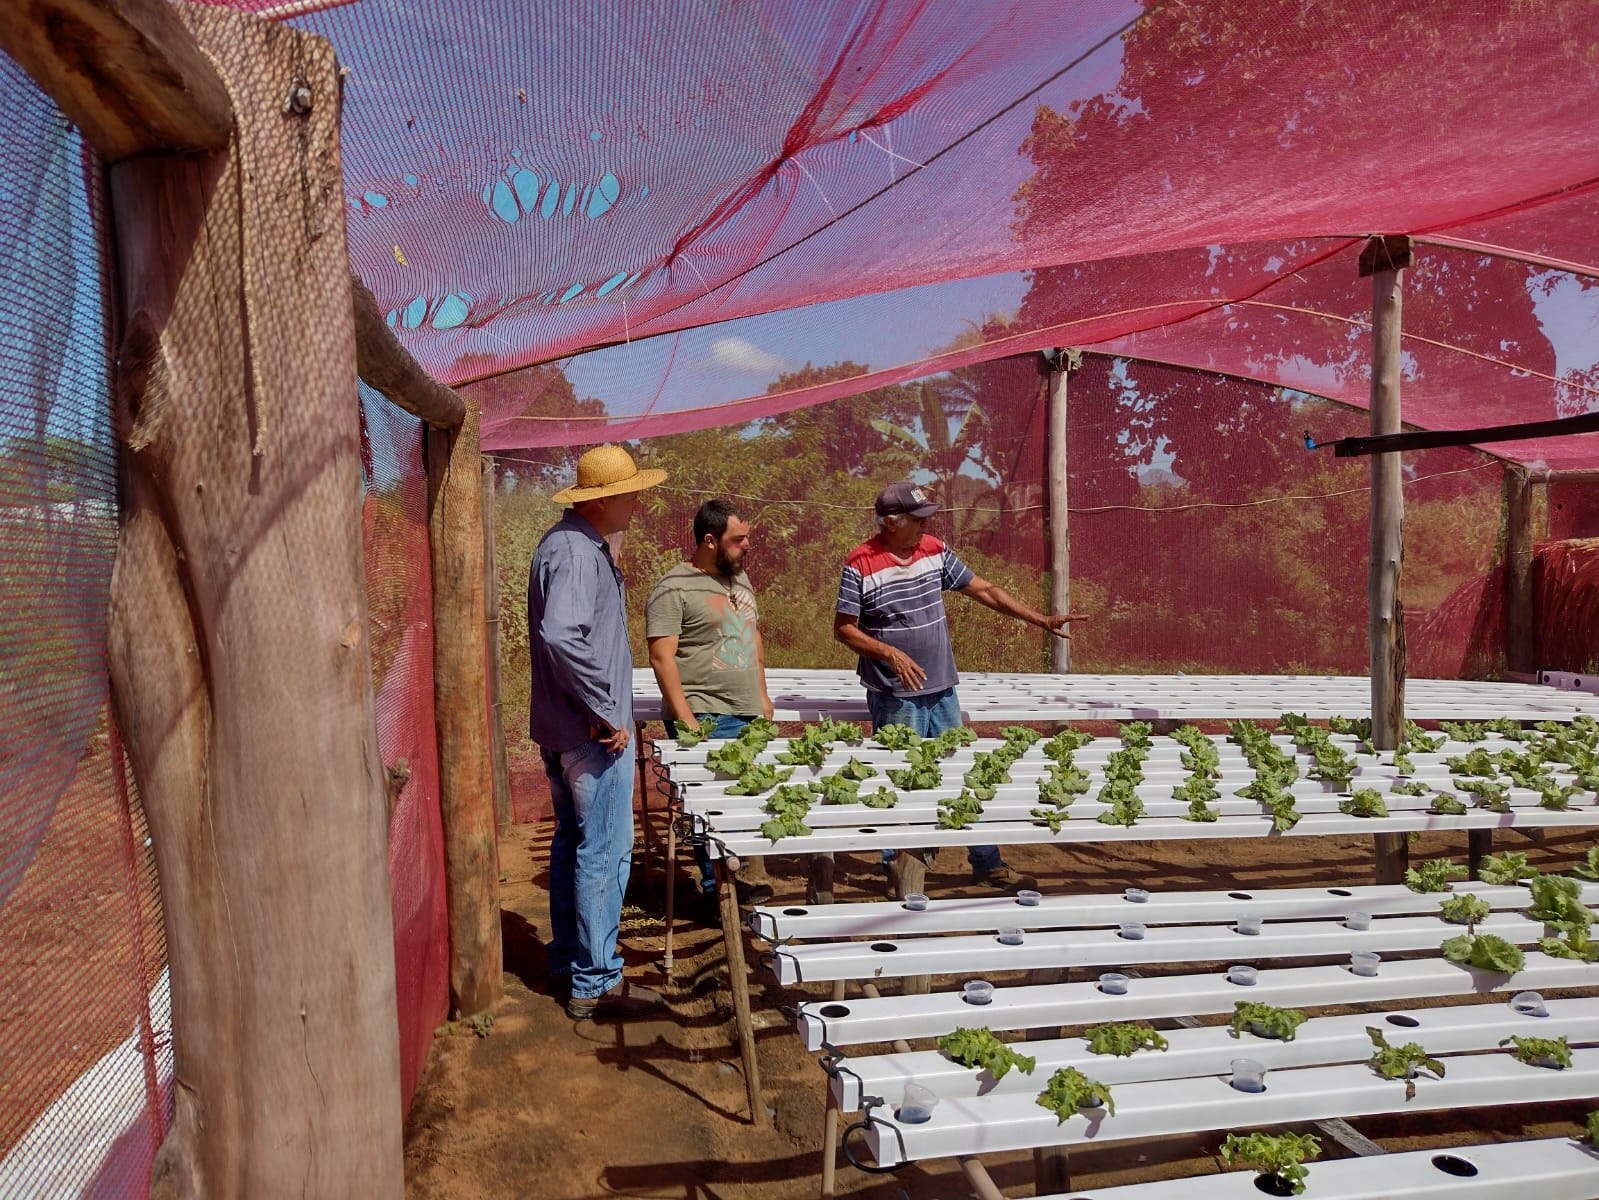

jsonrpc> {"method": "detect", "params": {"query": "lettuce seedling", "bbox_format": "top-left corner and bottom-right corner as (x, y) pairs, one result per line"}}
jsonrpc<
(1572, 846), (1599, 881)
(964, 753), (1013, 791)
(1173, 775), (1220, 804)
(1392, 779), (1431, 796)
(1428, 791), (1466, 815)
(1230, 1001), (1308, 1042)
(859, 786), (898, 809)
(1330, 714), (1372, 739)
(1309, 743), (1356, 785)
(1499, 1034), (1573, 1068)
(1083, 1022), (1169, 1057)
(815, 716), (863, 745)
(1000, 725), (1042, 747)
(1480, 851), (1540, 885)
(873, 724), (921, 750)
(706, 741), (758, 777)
(1527, 874), (1593, 929)
(1459, 779), (1510, 811)
(1182, 796), (1221, 822)
(1043, 728), (1095, 763)
(1095, 783), (1145, 827)
(1405, 722), (1446, 753)
(1266, 794), (1302, 832)
(1585, 1110), (1599, 1145)
(1391, 748), (1416, 775)
(1540, 924), (1599, 961)
(674, 716), (721, 746)
(1440, 720), (1490, 743)
(759, 813), (811, 843)
(1038, 766), (1089, 807)
(1219, 1131), (1320, 1195)
(1035, 1067), (1114, 1121)
(1119, 720), (1154, 750)
(1339, 789), (1390, 818)
(1441, 931), (1525, 974)
(727, 762), (795, 795)
(1438, 892), (1490, 927)
(1032, 806), (1067, 832)
(1366, 1026), (1444, 1100)
(939, 1026), (1037, 1079)
(777, 726), (834, 767)
(1405, 859), (1466, 893)
(836, 757), (877, 781)
(1446, 748), (1498, 777)
(809, 775), (861, 805)
(937, 791), (985, 830)
(887, 745), (943, 790)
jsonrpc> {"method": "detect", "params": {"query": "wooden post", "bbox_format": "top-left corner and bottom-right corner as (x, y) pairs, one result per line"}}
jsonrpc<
(1361, 236), (1412, 885)
(1505, 465), (1536, 676)
(1026, 967), (1072, 1192)
(715, 857), (768, 1127)
(482, 457), (512, 834)
(57, 1), (405, 1192)
(351, 274), (464, 429)
(807, 852), (836, 905)
(1046, 350), (1079, 674)
(427, 394), (503, 1015)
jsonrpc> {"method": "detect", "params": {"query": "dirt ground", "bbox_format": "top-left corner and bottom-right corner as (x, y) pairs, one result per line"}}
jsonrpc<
(404, 774), (1597, 1200)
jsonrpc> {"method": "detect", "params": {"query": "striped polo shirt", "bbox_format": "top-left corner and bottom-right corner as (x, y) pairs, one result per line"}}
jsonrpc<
(836, 534), (975, 697)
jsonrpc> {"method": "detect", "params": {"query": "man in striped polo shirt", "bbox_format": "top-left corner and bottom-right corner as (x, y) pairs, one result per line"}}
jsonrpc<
(834, 481), (1085, 893)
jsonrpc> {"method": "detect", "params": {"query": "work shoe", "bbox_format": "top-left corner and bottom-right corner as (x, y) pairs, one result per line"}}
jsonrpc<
(734, 878), (775, 906)
(567, 979), (666, 1021)
(972, 863), (1037, 894)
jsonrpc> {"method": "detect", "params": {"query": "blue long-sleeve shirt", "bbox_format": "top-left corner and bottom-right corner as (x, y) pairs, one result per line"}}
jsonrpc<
(527, 509), (632, 753)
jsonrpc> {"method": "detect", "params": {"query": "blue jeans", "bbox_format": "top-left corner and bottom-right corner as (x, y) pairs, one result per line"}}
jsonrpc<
(674, 713), (753, 891)
(542, 738), (635, 1000)
(866, 687), (1003, 874)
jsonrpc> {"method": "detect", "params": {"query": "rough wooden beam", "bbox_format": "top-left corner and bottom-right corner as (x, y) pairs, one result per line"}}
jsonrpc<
(1367, 238), (1409, 886)
(103, 7), (402, 1194)
(1505, 466), (1536, 675)
(482, 456), (512, 833)
(2, 0), (231, 161)
(352, 274), (466, 429)
(427, 394), (503, 1016)
(1046, 353), (1076, 674)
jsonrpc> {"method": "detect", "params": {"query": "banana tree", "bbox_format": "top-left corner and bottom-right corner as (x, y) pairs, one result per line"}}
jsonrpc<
(870, 379), (996, 542)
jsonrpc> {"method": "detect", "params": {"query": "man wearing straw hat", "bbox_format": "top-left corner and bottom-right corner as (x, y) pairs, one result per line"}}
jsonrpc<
(529, 444), (665, 1020)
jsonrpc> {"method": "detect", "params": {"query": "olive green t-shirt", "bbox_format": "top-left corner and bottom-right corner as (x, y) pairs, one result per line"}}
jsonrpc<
(644, 563), (762, 717)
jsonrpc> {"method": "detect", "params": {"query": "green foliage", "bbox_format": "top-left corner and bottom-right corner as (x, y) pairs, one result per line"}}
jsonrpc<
(859, 786), (899, 809)
(1527, 874), (1593, 929)
(815, 716), (864, 744)
(762, 785), (814, 817)
(1540, 925), (1599, 961)
(1392, 779), (1432, 796)
(437, 1009), (496, 1038)
(1441, 931), (1525, 974)
(1404, 722), (1446, 753)
(1329, 714), (1372, 739)
(932, 726), (978, 754)
(1499, 1034), (1573, 1068)
(741, 717), (780, 744)
(1438, 893), (1490, 927)
(1032, 806), (1068, 832)
(1000, 725), (1042, 746)
(873, 724), (921, 750)
(674, 716), (720, 746)
(1118, 720), (1153, 750)
(1366, 1026), (1445, 1099)
(1181, 796), (1220, 822)
(1339, 788), (1390, 819)
(937, 791), (986, 830)
(1043, 729), (1095, 764)
(1405, 859), (1466, 893)
(938, 1026), (1037, 1080)
(887, 747), (943, 790)
(1308, 742), (1356, 784)
(1459, 779), (1511, 811)
(1219, 1131), (1320, 1194)
(706, 740), (758, 777)
(1173, 775), (1220, 804)
(1035, 1067), (1114, 1121)
(777, 723), (842, 766)
(1446, 748), (1499, 777)
(1083, 1022), (1169, 1057)
(809, 774), (862, 805)
(759, 813), (812, 842)
(727, 762), (795, 795)
(1571, 846), (1599, 881)
(1391, 748), (1416, 775)
(1479, 851), (1540, 885)
(1230, 1001), (1308, 1041)
(1095, 784), (1145, 827)
(1038, 765), (1090, 807)
(1101, 746), (1148, 789)
(1440, 720), (1491, 743)
(837, 757), (878, 781)
(1265, 793), (1303, 831)
(964, 752), (1014, 791)
(1427, 791), (1466, 814)
(1586, 1111), (1599, 1145)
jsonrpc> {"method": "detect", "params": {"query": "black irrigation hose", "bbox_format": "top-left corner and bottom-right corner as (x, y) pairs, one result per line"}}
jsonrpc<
(839, 1103), (906, 1176)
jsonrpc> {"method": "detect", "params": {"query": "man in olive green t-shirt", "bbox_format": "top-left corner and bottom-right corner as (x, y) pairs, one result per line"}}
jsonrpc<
(646, 499), (774, 904)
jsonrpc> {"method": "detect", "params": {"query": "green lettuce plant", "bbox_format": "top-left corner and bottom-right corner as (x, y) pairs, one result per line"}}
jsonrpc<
(1083, 1022), (1169, 1057)
(1366, 1027), (1444, 1100)
(1219, 1131), (1320, 1195)
(938, 1026), (1037, 1079)
(1405, 859), (1466, 893)
(1441, 931), (1524, 974)
(1230, 1001), (1307, 1041)
(1035, 1067), (1114, 1121)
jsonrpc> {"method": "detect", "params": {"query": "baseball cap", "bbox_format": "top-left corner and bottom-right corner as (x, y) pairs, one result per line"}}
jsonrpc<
(874, 481), (938, 519)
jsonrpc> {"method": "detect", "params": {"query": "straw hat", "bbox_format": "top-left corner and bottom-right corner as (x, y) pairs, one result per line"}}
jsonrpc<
(551, 444), (667, 504)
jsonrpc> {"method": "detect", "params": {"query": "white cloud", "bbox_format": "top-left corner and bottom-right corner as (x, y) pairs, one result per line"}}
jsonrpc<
(708, 335), (785, 375)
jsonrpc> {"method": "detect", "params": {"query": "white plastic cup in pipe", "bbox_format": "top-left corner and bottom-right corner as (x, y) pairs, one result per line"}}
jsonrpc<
(898, 1082), (938, 1124)
(1118, 921), (1146, 940)
(1015, 889), (1042, 906)
(963, 979), (994, 1005)
(1124, 887), (1150, 903)
(1229, 1058), (1267, 1094)
(996, 927), (1024, 945)
(1234, 913), (1262, 936)
(1351, 950), (1381, 977)
(1510, 991), (1548, 1017)
(1227, 964), (1258, 986)
(902, 893), (929, 911)
(1345, 911), (1372, 931)
(1098, 972), (1129, 995)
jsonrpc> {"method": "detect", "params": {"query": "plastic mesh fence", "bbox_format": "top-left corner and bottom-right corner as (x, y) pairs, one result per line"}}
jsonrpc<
(361, 384), (452, 1108)
(0, 57), (169, 1197)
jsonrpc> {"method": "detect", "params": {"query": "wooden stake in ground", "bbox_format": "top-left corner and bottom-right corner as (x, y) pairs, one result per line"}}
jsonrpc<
(29, 0), (410, 1191)
(428, 393), (504, 1016)
(1046, 349), (1080, 674)
(716, 856), (769, 1128)
(1361, 235), (1411, 885)
(483, 456), (513, 833)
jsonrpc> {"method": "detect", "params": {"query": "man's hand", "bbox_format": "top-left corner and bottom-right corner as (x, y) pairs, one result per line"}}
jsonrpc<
(885, 647), (927, 690)
(1043, 611), (1089, 640)
(762, 694), (775, 720)
(594, 722), (631, 753)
